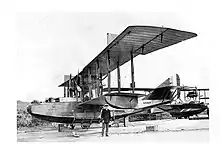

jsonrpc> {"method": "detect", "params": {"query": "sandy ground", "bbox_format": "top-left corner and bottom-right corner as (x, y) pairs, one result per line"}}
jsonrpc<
(17, 119), (209, 142)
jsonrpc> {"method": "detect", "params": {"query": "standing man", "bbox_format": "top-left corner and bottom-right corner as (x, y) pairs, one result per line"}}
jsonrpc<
(101, 104), (111, 137)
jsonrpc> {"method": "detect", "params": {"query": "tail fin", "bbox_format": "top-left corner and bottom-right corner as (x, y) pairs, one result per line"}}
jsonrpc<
(146, 74), (180, 100)
(176, 74), (181, 99)
(176, 74), (180, 86)
(157, 78), (173, 88)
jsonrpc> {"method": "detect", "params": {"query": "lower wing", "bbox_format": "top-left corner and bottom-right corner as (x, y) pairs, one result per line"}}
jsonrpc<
(114, 100), (171, 119)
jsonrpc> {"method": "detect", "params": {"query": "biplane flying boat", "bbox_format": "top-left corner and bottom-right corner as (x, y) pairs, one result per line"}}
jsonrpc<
(114, 74), (209, 119)
(27, 25), (197, 129)
(155, 86), (209, 119)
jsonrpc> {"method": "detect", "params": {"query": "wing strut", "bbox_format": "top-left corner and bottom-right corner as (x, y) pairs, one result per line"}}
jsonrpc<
(130, 48), (135, 93)
(117, 58), (121, 93)
(79, 74), (83, 101)
(88, 68), (92, 99)
(96, 60), (100, 97)
(68, 74), (72, 97)
(107, 50), (111, 93)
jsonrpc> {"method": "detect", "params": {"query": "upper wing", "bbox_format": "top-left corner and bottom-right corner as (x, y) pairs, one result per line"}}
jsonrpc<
(59, 26), (197, 88)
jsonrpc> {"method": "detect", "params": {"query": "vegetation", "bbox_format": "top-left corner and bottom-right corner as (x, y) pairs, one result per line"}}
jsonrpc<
(17, 100), (51, 130)
(17, 109), (50, 129)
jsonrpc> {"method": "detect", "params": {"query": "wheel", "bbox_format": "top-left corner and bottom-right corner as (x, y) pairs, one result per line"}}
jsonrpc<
(70, 124), (75, 129)
(116, 123), (119, 127)
(81, 125), (86, 129)
(81, 124), (90, 129)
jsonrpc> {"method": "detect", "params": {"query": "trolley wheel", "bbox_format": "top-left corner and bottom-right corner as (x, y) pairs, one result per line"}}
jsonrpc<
(81, 124), (90, 129)
(70, 124), (75, 129)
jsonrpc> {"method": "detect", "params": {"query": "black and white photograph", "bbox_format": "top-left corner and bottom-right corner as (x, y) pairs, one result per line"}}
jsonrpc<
(3, 1), (218, 155)
(16, 12), (210, 143)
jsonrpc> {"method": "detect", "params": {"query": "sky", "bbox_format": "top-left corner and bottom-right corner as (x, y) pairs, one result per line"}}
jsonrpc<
(16, 12), (212, 101)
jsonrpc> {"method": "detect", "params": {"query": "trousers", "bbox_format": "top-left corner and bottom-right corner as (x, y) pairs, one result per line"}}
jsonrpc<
(102, 122), (109, 136)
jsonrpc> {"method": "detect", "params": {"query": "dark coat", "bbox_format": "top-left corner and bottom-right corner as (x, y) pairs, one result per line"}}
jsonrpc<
(101, 108), (111, 123)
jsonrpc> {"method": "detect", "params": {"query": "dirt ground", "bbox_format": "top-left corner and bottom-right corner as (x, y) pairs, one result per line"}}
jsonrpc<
(17, 119), (209, 142)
